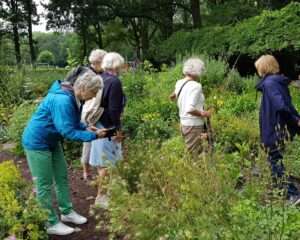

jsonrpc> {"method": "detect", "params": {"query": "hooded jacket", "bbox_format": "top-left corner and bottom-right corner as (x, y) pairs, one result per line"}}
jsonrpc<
(256, 74), (300, 147)
(22, 80), (97, 151)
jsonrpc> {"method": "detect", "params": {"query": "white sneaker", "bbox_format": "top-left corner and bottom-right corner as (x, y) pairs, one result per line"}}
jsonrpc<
(46, 221), (75, 235)
(95, 195), (109, 209)
(61, 210), (88, 225)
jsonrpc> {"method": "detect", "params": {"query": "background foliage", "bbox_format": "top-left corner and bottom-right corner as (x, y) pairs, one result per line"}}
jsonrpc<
(158, 3), (300, 61)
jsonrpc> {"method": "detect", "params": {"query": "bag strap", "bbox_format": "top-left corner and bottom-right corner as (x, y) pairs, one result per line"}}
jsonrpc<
(176, 80), (192, 99)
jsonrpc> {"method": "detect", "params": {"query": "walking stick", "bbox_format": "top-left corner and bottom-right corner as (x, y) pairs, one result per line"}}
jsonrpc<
(207, 117), (214, 146)
(205, 116), (214, 156)
(203, 108), (215, 168)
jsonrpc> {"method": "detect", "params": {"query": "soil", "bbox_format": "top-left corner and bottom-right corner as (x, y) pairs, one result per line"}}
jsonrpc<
(0, 151), (109, 240)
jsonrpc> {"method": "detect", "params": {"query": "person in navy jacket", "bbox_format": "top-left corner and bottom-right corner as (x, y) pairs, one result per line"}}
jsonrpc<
(255, 55), (300, 204)
(89, 52), (126, 208)
(22, 71), (108, 236)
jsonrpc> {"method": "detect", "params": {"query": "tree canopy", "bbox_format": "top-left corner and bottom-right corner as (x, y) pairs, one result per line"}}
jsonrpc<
(0, 0), (300, 66)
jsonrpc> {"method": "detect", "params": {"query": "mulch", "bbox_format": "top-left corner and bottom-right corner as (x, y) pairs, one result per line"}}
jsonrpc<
(0, 151), (109, 240)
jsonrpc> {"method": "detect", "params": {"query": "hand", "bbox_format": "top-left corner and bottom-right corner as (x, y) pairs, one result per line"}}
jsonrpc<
(200, 133), (208, 140)
(87, 126), (98, 132)
(169, 92), (176, 101)
(96, 129), (108, 138)
(201, 110), (213, 118)
(112, 130), (125, 143)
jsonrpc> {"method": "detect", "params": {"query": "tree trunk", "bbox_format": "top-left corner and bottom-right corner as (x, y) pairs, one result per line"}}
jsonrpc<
(182, 7), (190, 26)
(160, 0), (174, 39)
(129, 19), (142, 60)
(140, 19), (149, 60)
(79, 12), (88, 63)
(191, 0), (202, 28)
(25, 0), (35, 64)
(81, 30), (87, 62)
(11, 0), (21, 64)
(94, 22), (103, 48)
(12, 23), (21, 64)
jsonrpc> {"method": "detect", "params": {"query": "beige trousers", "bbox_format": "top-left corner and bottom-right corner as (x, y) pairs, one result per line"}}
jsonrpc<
(181, 125), (205, 156)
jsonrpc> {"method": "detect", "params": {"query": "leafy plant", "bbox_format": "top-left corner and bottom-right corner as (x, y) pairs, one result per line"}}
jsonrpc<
(0, 161), (47, 240)
(7, 102), (37, 155)
(157, 3), (300, 61)
(37, 50), (55, 65)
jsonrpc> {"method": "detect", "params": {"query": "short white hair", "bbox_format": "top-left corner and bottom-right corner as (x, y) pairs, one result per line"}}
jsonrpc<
(88, 49), (107, 63)
(74, 70), (102, 94)
(101, 52), (125, 71)
(183, 58), (205, 77)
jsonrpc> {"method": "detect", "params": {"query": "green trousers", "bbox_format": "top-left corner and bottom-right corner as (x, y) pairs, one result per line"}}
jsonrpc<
(25, 144), (73, 226)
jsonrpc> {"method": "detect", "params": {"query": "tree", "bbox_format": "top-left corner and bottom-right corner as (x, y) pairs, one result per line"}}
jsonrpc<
(45, 0), (113, 62)
(45, 0), (173, 60)
(22, 0), (39, 64)
(87, 0), (115, 49)
(0, 0), (26, 64)
(190, 0), (201, 28)
(37, 50), (55, 65)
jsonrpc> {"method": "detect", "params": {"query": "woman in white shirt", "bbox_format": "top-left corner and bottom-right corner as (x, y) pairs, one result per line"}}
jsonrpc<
(170, 58), (212, 156)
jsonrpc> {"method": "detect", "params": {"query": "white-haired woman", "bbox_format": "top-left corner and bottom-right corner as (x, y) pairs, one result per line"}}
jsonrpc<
(170, 57), (211, 156)
(88, 49), (107, 74)
(64, 49), (107, 84)
(89, 52), (126, 207)
(80, 49), (107, 180)
(22, 71), (109, 236)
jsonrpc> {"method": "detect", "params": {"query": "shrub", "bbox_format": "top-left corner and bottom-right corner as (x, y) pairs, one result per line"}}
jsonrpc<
(201, 56), (229, 88)
(37, 50), (55, 65)
(0, 161), (47, 240)
(224, 70), (247, 93)
(122, 66), (180, 139)
(217, 92), (257, 117)
(23, 68), (67, 99)
(123, 71), (148, 100)
(7, 102), (37, 155)
(108, 144), (237, 240)
(26, 67), (64, 97)
(0, 67), (67, 105)
(63, 140), (82, 164)
(212, 113), (259, 153)
(157, 3), (300, 61)
(0, 103), (15, 143)
(135, 113), (175, 141)
(0, 68), (27, 105)
(284, 136), (300, 177)
(108, 137), (300, 240)
(227, 199), (300, 239)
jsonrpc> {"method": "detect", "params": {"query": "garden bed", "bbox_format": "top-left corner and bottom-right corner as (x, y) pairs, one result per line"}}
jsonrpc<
(0, 151), (109, 240)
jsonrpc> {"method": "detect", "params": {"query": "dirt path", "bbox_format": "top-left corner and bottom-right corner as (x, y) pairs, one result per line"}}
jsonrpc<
(0, 151), (109, 240)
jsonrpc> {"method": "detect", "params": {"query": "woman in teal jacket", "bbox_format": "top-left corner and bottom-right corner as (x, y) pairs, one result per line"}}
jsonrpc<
(22, 71), (107, 236)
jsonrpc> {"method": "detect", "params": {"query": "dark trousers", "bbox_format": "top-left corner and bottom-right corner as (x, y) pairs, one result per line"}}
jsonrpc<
(268, 146), (299, 197)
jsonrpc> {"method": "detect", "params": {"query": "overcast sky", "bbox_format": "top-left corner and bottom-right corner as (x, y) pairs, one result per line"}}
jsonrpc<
(32, 0), (49, 32)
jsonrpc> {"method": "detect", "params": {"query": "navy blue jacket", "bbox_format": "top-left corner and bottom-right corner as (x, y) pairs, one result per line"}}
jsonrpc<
(256, 74), (300, 147)
(99, 72), (125, 129)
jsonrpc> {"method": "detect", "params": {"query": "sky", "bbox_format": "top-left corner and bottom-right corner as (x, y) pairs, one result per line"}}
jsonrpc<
(32, 0), (49, 32)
